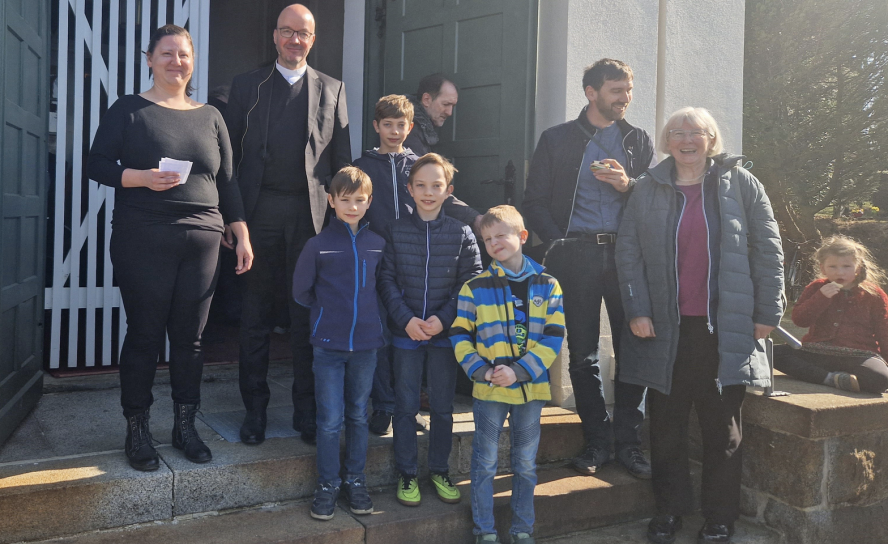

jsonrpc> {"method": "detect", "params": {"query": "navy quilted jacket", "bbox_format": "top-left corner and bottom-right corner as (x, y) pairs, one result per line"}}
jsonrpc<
(378, 209), (482, 341)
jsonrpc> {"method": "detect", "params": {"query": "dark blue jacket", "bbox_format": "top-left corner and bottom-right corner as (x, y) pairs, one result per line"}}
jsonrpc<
(353, 148), (482, 232)
(353, 149), (418, 237)
(378, 209), (482, 343)
(292, 217), (386, 352)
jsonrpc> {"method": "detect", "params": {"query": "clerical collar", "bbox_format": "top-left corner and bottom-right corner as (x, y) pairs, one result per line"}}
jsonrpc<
(275, 62), (307, 85)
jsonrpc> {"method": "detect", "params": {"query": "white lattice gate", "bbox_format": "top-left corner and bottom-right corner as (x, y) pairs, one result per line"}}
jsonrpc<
(46, 0), (210, 369)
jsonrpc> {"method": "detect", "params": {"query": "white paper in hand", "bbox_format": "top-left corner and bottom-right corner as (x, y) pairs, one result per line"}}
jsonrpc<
(159, 157), (193, 184)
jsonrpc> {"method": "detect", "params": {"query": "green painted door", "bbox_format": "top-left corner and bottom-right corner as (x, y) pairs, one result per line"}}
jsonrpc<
(384, 0), (538, 214)
(0, 0), (48, 446)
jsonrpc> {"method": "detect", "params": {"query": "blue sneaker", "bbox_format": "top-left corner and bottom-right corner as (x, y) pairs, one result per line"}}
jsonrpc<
(310, 482), (340, 520)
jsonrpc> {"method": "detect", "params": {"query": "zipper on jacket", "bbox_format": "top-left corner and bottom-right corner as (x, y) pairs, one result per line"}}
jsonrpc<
(564, 159), (584, 235)
(422, 222), (430, 320)
(700, 179), (715, 334)
(715, 378), (723, 395)
(673, 191), (687, 324)
(312, 307), (324, 337)
(348, 225), (365, 352)
(389, 154), (400, 220)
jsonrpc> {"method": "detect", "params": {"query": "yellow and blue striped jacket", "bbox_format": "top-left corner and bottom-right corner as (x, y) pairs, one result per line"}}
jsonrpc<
(450, 258), (565, 404)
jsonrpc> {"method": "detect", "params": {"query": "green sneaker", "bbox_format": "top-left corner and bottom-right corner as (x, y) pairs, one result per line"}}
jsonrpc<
(430, 472), (461, 504)
(396, 473), (421, 506)
(476, 534), (501, 543)
(510, 533), (535, 544)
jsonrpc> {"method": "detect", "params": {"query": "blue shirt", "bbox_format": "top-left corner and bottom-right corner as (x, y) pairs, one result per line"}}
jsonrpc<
(569, 122), (628, 234)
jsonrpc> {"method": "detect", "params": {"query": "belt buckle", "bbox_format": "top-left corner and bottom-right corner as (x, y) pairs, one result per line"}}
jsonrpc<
(596, 233), (613, 244)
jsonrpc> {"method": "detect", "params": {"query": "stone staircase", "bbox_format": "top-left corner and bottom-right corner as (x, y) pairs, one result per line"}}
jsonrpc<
(0, 365), (784, 544)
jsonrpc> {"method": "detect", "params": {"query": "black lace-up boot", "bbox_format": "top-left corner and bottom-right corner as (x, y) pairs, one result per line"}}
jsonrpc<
(125, 410), (159, 471)
(172, 403), (212, 463)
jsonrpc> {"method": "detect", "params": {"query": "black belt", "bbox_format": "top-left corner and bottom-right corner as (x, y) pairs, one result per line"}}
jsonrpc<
(566, 232), (617, 244)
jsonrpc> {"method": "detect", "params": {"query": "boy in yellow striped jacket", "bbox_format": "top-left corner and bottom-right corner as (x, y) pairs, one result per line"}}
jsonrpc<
(450, 206), (565, 544)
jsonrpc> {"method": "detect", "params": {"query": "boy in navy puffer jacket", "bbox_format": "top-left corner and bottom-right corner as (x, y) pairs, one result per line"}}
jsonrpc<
(378, 153), (482, 507)
(292, 167), (385, 521)
(354, 95), (480, 437)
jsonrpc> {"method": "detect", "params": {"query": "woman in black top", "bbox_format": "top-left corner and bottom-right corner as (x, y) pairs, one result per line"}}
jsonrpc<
(87, 25), (253, 471)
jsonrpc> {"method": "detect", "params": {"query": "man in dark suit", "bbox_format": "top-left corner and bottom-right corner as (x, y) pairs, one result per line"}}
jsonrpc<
(224, 3), (350, 446)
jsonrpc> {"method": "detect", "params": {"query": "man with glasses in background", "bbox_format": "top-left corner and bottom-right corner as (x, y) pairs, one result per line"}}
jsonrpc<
(523, 58), (655, 480)
(224, 3), (350, 446)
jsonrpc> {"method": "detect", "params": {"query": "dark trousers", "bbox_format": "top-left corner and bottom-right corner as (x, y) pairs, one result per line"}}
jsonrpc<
(239, 193), (317, 416)
(545, 239), (645, 450)
(370, 298), (395, 413)
(774, 345), (888, 393)
(392, 345), (457, 475)
(111, 224), (221, 418)
(649, 317), (745, 524)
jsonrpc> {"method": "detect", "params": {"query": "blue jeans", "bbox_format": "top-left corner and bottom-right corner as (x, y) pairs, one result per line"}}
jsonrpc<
(312, 347), (377, 487)
(370, 299), (395, 413)
(471, 399), (545, 537)
(392, 345), (457, 475)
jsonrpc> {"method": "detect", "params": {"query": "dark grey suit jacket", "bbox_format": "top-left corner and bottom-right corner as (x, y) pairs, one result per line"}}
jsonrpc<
(225, 64), (351, 233)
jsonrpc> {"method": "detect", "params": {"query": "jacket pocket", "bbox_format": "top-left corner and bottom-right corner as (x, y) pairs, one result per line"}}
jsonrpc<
(362, 260), (367, 288)
(312, 307), (324, 337)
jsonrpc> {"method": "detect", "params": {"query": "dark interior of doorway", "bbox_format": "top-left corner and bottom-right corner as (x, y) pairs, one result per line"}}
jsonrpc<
(203, 0), (344, 365)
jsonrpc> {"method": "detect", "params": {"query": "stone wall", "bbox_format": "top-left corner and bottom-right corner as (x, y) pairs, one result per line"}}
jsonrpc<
(738, 376), (888, 544)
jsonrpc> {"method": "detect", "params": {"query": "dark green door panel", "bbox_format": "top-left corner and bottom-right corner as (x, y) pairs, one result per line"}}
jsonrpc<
(0, 0), (48, 446)
(384, 0), (537, 214)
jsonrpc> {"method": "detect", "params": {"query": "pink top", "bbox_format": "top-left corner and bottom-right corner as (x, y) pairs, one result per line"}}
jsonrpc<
(676, 183), (709, 317)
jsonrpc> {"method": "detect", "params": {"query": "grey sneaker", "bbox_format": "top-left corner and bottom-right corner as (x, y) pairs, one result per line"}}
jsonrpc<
(616, 446), (652, 479)
(831, 372), (861, 392)
(475, 534), (501, 544)
(510, 533), (536, 544)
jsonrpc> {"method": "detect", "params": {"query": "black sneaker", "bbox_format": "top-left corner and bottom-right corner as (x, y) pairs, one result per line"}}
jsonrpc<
(310, 482), (340, 520)
(616, 446), (652, 479)
(343, 477), (374, 514)
(571, 443), (612, 475)
(369, 410), (393, 435)
(697, 521), (733, 543)
(647, 515), (682, 544)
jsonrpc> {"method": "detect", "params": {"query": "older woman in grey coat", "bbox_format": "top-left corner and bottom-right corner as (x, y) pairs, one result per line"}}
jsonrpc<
(615, 107), (783, 544)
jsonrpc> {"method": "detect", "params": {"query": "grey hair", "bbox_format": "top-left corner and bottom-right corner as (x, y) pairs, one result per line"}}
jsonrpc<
(659, 107), (723, 156)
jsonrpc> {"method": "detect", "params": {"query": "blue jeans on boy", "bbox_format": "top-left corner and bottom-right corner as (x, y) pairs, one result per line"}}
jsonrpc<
(312, 347), (377, 487)
(471, 398), (545, 537)
(392, 345), (457, 475)
(370, 299), (395, 413)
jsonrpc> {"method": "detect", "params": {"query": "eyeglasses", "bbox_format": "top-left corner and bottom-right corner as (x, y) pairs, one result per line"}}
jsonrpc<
(668, 129), (709, 141)
(277, 28), (314, 41)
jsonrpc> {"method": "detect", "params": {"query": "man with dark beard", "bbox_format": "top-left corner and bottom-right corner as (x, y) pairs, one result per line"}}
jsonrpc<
(523, 59), (655, 479)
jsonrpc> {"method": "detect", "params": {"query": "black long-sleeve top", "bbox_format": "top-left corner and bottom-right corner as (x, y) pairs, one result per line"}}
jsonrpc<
(87, 95), (246, 231)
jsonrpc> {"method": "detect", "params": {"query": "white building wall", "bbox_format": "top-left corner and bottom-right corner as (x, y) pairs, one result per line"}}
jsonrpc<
(536, 0), (746, 407)
(342, 0), (365, 159)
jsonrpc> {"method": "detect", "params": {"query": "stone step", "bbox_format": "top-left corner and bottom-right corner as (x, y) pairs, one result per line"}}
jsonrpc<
(539, 514), (783, 544)
(0, 407), (584, 543)
(32, 462), (662, 544)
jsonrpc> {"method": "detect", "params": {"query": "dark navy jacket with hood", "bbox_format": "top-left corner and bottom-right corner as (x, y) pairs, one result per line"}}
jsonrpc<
(353, 149), (418, 237)
(353, 148), (481, 232)
(292, 217), (386, 352)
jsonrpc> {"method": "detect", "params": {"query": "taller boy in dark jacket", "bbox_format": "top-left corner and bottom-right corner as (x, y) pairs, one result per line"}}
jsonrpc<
(292, 167), (384, 522)
(378, 153), (482, 507)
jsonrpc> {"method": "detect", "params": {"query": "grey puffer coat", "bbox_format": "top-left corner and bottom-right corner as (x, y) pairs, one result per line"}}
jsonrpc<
(614, 154), (784, 395)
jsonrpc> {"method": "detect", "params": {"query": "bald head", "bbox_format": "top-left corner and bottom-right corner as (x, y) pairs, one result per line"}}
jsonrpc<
(274, 4), (316, 70)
